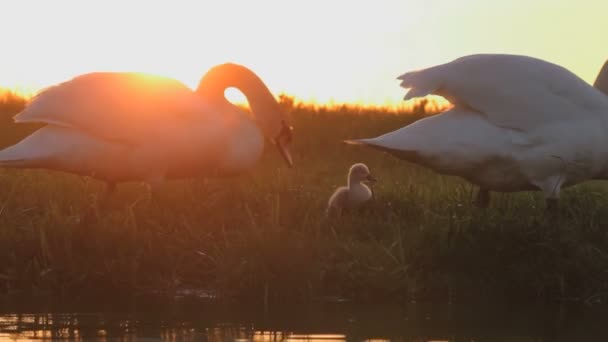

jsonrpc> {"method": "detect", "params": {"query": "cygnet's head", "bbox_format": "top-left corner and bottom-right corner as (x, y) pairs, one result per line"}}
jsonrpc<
(348, 163), (377, 184)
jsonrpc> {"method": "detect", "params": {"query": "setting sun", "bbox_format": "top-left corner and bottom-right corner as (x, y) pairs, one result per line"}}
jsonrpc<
(1, 0), (606, 107)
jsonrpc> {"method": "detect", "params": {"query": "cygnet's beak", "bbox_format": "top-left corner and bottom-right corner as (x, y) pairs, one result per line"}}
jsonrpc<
(366, 174), (377, 183)
(275, 120), (294, 168)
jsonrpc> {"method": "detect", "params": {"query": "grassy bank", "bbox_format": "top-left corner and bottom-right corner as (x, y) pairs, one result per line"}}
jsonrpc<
(1, 93), (608, 306)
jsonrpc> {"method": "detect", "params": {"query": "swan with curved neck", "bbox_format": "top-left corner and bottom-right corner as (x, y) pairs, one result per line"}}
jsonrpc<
(196, 63), (293, 167)
(0, 63), (293, 191)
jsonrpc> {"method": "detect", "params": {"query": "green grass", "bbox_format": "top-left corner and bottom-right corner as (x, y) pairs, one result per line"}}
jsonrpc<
(1, 93), (608, 306)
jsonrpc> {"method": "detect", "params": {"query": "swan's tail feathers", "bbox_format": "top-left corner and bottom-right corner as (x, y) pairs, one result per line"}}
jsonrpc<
(344, 138), (393, 150)
(344, 138), (424, 163)
(0, 154), (36, 168)
(344, 138), (390, 149)
(344, 138), (401, 153)
(0, 143), (43, 169)
(343, 139), (367, 146)
(594, 59), (608, 97)
(0, 158), (29, 167)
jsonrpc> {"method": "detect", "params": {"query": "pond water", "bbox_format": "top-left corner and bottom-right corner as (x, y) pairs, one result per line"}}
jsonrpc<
(1, 295), (608, 341)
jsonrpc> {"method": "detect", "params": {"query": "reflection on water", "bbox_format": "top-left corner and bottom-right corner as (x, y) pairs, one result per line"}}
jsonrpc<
(0, 314), (361, 341)
(1, 297), (608, 341)
(1, 315), (354, 341)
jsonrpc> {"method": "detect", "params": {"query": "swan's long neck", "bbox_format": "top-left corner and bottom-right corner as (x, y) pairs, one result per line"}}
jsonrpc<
(348, 174), (360, 188)
(594, 60), (608, 96)
(196, 64), (281, 135)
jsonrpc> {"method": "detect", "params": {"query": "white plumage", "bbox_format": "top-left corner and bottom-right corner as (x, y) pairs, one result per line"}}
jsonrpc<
(327, 163), (376, 216)
(347, 54), (608, 209)
(595, 59), (608, 97)
(0, 63), (293, 190)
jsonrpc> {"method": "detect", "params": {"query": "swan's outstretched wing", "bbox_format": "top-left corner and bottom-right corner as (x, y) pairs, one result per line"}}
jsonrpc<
(398, 54), (608, 131)
(594, 59), (608, 96)
(14, 72), (213, 144)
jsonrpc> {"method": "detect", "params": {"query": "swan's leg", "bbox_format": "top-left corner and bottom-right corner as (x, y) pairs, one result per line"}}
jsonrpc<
(106, 181), (116, 195)
(545, 198), (559, 212)
(97, 181), (117, 211)
(532, 176), (563, 214)
(473, 188), (490, 208)
(79, 181), (118, 226)
(543, 190), (561, 215)
(144, 173), (168, 205)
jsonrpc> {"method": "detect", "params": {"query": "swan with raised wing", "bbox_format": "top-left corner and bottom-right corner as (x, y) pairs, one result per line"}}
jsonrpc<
(347, 54), (608, 210)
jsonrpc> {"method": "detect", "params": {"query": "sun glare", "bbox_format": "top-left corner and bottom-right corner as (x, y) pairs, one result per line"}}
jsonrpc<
(1, 86), (36, 100)
(0, 0), (606, 108)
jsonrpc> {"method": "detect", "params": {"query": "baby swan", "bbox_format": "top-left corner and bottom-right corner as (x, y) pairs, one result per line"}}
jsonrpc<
(327, 163), (377, 216)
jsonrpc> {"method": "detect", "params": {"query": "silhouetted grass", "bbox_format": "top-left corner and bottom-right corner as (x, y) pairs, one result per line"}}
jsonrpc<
(1, 93), (608, 306)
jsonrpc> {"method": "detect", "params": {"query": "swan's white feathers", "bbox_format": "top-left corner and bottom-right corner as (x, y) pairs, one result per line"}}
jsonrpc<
(344, 138), (412, 156)
(594, 60), (608, 96)
(398, 54), (608, 131)
(15, 72), (214, 145)
(0, 64), (290, 184)
(349, 54), (608, 198)
(398, 68), (444, 102)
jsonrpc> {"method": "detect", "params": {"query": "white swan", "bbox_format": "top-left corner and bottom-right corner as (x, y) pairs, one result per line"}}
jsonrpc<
(327, 163), (376, 216)
(347, 54), (608, 210)
(0, 63), (293, 192)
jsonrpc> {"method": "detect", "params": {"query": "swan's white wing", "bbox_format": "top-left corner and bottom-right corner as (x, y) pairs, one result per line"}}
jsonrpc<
(398, 54), (608, 131)
(15, 72), (213, 144)
(594, 59), (608, 96)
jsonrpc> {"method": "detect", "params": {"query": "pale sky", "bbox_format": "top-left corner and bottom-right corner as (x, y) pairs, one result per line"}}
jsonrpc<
(1, 0), (607, 105)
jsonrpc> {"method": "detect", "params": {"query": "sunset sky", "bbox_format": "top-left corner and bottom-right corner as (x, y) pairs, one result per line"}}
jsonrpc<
(1, 0), (607, 105)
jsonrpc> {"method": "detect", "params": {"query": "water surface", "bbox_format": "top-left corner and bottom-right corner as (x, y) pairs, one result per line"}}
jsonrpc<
(1, 295), (607, 341)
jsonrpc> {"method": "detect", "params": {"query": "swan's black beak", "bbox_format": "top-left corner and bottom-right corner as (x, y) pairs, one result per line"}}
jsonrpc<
(366, 174), (377, 183)
(275, 120), (293, 168)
